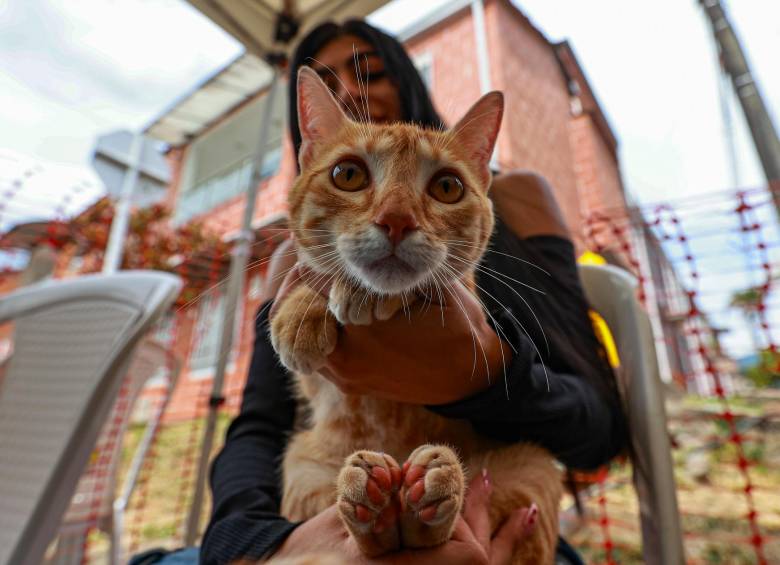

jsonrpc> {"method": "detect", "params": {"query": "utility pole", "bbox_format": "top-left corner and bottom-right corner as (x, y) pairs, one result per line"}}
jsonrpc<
(699, 0), (780, 217)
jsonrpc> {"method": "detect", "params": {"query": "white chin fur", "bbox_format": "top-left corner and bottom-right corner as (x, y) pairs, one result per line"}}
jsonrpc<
(339, 231), (445, 294)
(353, 261), (429, 294)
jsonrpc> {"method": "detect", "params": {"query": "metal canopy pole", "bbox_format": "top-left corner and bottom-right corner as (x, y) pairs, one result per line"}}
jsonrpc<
(102, 132), (144, 274)
(184, 68), (281, 545)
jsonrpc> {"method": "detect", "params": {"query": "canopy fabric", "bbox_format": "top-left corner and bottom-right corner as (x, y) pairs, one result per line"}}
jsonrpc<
(146, 0), (392, 146)
(187, 0), (390, 59)
(145, 53), (273, 146)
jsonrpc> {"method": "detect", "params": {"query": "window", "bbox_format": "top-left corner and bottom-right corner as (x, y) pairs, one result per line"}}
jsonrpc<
(188, 290), (243, 377)
(190, 291), (224, 373)
(413, 52), (434, 90)
(175, 88), (287, 224)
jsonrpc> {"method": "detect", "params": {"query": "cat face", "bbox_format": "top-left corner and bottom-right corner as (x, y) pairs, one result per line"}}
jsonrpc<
(289, 66), (503, 295)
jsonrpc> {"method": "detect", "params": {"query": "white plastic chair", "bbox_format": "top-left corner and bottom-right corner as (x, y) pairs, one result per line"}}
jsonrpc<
(47, 338), (181, 565)
(0, 271), (181, 565)
(578, 263), (685, 565)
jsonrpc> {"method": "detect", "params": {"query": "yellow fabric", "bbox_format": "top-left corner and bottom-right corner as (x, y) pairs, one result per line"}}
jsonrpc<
(577, 250), (608, 265)
(578, 250), (621, 368)
(589, 310), (621, 368)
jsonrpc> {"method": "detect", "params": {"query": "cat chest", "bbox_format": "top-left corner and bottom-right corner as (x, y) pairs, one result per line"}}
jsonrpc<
(306, 389), (478, 461)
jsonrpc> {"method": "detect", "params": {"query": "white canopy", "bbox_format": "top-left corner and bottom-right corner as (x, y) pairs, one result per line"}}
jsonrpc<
(146, 0), (393, 145)
(187, 0), (390, 58)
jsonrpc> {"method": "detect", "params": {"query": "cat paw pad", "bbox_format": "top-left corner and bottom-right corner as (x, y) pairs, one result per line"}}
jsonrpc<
(400, 445), (464, 546)
(337, 451), (403, 556)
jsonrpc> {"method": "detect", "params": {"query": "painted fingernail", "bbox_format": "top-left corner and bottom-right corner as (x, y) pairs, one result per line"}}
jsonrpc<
(523, 503), (538, 534)
(482, 468), (491, 489)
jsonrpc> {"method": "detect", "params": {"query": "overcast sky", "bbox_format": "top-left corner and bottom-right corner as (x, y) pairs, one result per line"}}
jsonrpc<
(1, 0), (779, 357)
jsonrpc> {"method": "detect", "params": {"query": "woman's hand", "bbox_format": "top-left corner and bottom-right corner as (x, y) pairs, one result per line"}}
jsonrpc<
(269, 472), (536, 564)
(269, 257), (511, 405)
(323, 280), (510, 404)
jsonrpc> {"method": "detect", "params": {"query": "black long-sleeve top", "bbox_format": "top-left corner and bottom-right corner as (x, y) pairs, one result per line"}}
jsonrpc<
(200, 219), (627, 564)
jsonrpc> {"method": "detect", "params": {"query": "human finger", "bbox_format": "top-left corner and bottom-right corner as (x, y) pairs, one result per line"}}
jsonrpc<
(489, 504), (537, 565)
(462, 469), (493, 551)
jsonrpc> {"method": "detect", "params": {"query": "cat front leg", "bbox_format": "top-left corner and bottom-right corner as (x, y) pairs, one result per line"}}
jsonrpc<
(336, 450), (404, 556)
(399, 444), (464, 549)
(270, 283), (337, 374)
(329, 279), (413, 326)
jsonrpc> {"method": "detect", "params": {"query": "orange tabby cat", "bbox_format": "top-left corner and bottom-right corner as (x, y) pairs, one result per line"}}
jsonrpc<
(269, 67), (562, 564)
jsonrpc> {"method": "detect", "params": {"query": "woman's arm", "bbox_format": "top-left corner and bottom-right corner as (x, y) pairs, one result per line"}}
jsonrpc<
(200, 302), (300, 564)
(426, 311), (626, 470)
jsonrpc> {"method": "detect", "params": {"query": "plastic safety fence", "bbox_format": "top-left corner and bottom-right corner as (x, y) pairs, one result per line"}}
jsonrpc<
(109, 219), (284, 561)
(573, 187), (779, 564)
(2, 180), (779, 564)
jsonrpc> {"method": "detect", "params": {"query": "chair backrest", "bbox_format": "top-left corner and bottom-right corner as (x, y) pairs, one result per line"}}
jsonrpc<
(61, 337), (173, 527)
(0, 271), (181, 565)
(578, 263), (685, 565)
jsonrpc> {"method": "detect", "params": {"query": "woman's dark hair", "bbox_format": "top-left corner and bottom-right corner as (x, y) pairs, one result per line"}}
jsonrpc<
(287, 19), (444, 163)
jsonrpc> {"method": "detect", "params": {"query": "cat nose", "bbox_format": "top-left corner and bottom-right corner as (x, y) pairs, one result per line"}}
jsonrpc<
(374, 211), (419, 246)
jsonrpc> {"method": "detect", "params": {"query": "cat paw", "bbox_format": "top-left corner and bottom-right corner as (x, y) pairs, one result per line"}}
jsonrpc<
(399, 444), (464, 548)
(336, 451), (403, 556)
(328, 282), (408, 326)
(270, 286), (337, 374)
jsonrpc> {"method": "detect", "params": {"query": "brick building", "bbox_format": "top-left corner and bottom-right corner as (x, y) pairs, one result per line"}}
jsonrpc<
(133, 0), (642, 419)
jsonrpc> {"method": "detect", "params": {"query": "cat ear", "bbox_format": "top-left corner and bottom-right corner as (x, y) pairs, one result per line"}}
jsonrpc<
(297, 66), (348, 166)
(450, 91), (504, 179)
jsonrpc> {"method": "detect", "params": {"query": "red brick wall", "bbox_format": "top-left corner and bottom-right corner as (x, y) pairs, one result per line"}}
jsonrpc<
(487, 0), (584, 243)
(570, 113), (626, 217)
(405, 6), (482, 126)
(405, 0), (587, 246)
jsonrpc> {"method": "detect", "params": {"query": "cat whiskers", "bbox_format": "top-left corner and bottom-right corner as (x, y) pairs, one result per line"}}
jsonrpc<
(429, 267), (489, 383)
(445, 239), (551, 276)
(352, 46), (372, 126)
(290, 254), (345, 359)
(437, 262), (516, 396)
(447, 254), (550, 357)
(440, 260), (551, 393)
(305, 57), (368, 127)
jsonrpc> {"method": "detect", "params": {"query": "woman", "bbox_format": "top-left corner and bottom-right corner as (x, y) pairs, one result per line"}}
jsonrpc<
(201, 20), (626, 565)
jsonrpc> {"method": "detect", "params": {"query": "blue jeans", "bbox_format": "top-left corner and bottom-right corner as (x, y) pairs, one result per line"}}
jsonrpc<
(131, 541), (583, 565)
(128, 547), (199, 565)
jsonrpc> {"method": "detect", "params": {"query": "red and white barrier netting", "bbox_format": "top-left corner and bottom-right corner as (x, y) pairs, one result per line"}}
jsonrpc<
(1, 182), (778, 564)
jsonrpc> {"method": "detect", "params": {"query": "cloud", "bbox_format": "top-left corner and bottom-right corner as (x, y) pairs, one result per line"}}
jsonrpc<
(0, 0), (242, 128)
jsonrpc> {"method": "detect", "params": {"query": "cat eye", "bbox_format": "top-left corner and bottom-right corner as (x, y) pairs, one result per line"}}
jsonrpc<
(331, 160), (370, 191)
(428, 173), (464, 204)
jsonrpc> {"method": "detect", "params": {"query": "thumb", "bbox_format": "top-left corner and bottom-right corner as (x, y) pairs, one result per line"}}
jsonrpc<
(488, 507), (533, 565)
